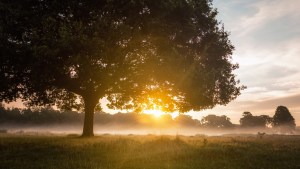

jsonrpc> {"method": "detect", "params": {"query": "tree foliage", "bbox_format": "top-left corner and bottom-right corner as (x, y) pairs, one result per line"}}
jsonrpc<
(273, 106), (296, 132)
(0, 0), (243, 136)
(174, 114), (201, 127)
(239, 112), (272, 128)
(201, 114), (233, 128)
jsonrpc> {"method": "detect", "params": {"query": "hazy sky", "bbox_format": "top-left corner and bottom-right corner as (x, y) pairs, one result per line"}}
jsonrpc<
(188, 0), (300, 124)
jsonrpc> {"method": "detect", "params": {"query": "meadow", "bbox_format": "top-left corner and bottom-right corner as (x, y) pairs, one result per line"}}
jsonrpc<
(0, 133), (300, 169)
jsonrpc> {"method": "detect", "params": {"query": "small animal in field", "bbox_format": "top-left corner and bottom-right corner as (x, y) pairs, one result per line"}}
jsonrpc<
(257, 132), (266, 139)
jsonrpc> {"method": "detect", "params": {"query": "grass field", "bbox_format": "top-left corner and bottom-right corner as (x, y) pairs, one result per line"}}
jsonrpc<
(1, 133), (300, 169)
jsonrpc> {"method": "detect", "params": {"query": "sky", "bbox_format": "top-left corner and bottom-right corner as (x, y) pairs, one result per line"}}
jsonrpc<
(5, 0), (300, 125)
(188, 0), (300, 124)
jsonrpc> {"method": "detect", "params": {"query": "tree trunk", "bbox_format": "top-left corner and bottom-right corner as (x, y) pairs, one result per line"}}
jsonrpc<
(82, 97), (97, 137)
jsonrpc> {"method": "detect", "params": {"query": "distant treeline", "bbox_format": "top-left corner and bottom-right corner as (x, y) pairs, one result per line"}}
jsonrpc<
(0, 105), (296, 132)
(0, 106), (198, 128)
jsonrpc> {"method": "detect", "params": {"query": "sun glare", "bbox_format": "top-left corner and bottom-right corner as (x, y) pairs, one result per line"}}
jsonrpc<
(143, 109), (180, 119)
(143, 109), (165, 118)
(141, 99), (180, 119)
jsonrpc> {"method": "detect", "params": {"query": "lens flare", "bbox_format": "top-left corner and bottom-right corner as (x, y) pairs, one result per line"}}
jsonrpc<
(143, 109), (164, 118)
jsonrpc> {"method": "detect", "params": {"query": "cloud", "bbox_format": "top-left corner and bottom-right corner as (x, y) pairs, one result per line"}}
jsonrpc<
(214, 0), (300, 54)
(213, 0), (300, 100)
(232, 0), (300, 37)
(240, 93), (300, 112)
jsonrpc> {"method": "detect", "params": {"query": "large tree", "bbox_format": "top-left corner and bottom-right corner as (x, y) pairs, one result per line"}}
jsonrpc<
(273, 106), (296, 133)
(0, 0), (243, 136)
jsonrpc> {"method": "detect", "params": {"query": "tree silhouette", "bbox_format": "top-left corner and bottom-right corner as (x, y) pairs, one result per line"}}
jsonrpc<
(201, 114), (233, 128)
(174, 115), (201, 127)
(239, 112), (272, 128)
(0, 0), (243, 136)
(273, 106), (296, 133)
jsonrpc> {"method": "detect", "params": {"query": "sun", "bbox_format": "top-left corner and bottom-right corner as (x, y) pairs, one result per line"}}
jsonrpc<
(143, 109), (165, 118)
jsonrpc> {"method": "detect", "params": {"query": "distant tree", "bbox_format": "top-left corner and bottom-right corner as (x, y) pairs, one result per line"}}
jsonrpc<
(159, 114), (174, 125)
(0, 0), (243, 136)
(259, 115), (273, 127)
(201, 114), (233, 128)
(112, 112), (140, 126)
(240, 112), (272, 128)
(94, 112), (114, 125)
(272, 106), (296, 132)
(174, 115), (201, 127)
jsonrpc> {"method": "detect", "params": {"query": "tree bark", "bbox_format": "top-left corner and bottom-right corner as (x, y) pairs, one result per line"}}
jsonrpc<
(82, 97), (98, 137)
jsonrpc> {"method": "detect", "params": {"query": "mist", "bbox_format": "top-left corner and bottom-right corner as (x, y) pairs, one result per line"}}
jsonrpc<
(1, 106), (298, 136)
(2, 123), (299, 137)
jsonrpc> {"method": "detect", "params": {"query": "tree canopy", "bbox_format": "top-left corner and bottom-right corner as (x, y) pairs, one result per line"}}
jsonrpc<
(0, 0), (243, 136)
(273, 106), (296, 132)
(239, 112), (272, 128)
(201, 114), (233, 128)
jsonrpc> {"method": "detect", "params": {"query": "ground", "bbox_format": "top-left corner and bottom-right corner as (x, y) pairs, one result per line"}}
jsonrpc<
(0, 133), (300, 169)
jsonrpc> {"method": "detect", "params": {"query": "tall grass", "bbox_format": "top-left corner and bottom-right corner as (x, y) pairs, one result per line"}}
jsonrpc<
(0, 134), (300, 169)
